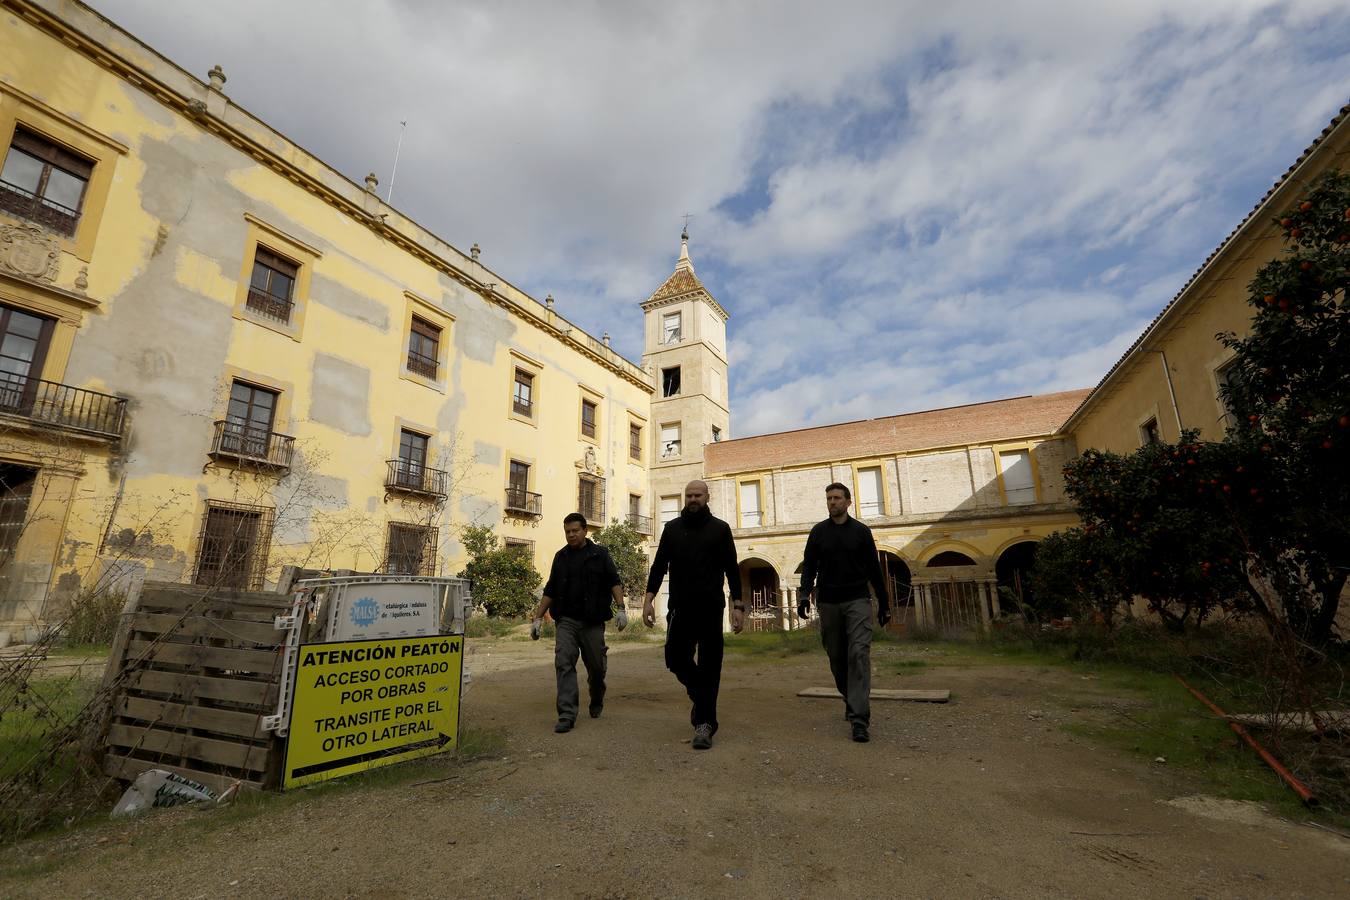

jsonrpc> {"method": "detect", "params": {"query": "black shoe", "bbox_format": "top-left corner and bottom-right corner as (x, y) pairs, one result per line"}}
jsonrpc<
(589, 704), (603, 719)
(554, 720), (574, 733)
(851, 722), (870, 743)
(692, 724), (713, 750)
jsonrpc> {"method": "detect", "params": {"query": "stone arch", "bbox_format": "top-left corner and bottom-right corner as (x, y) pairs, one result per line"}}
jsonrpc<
(739, 555), (782, 632)
(917, 539), (985, 566)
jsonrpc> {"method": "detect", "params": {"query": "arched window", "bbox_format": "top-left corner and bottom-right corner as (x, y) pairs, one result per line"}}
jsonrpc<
(926, 550), (977, 567)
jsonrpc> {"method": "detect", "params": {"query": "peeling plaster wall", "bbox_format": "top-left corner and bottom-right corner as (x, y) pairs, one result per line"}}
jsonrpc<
(0, 9), (654, 626)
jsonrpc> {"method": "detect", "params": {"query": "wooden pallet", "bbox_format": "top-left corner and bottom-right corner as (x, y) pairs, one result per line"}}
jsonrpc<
(99, 582), (292, 794)
(797, 687), (950, 702)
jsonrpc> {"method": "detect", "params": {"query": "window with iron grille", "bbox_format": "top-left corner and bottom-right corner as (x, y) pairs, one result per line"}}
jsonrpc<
(577, 474), (603, 523)
(247, 246), (298, 322)
(0, 463), (36, 570)
(512, 368), (533, 417)
(222, 381), (279, 458)
(661, 366), (681, 397)
(629, 422), (641, 460)
(385, 522), (437, 576)
(407, 317), (440, 380)
(193, 501), (274, 590)
(504, 538), (534, 557)
(580, 398), (597, 440)
(0, 127), (92, 237)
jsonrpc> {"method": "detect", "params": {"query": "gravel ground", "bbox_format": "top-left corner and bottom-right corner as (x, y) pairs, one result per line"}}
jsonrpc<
(2, 637), (1347, 898)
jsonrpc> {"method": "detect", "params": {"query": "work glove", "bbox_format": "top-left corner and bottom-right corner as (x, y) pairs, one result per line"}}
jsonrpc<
(530, 617), (543, 641)
(877, 606), (892, 628)
(616, 607), (629, 631)
(797, 594), (811, 619)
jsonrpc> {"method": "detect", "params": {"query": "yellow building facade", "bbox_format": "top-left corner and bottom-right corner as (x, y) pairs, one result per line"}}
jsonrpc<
(702, 391), (1089, 631)
(0, 0), (653, 638)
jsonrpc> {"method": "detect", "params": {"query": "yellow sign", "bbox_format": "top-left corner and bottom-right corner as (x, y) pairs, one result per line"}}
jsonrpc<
(283, 635), (464, 789)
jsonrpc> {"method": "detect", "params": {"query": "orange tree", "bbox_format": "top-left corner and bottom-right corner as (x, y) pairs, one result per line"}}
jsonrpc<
(1217, 170), (1350, 644)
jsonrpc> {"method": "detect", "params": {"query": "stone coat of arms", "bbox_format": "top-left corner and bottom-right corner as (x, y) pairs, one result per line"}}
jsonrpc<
(0, 223), (60, 283)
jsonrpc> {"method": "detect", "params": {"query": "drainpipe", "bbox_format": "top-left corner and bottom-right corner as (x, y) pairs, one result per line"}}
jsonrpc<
(1151, 349), (1184, 436)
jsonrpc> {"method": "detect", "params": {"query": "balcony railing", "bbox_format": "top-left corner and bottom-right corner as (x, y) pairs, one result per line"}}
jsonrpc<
(0, 376), (126, 438)
(626, 513), (652, 534)
(245, 287), (294, 323)
(406, 350), (438, 380)
(0, 179), (79, 237)
(385, 459), (449, 499)
(209, 420), (295, 472)
(504, 487), (543, 517)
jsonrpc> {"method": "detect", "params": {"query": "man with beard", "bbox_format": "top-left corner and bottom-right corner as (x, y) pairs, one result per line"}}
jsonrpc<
(531, 512), (626, 733)
(643, 480), (742, 750)
(798, 482), (890, 743)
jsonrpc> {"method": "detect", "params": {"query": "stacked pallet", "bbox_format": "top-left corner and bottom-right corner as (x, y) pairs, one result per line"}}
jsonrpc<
(100, 582), (291, 794)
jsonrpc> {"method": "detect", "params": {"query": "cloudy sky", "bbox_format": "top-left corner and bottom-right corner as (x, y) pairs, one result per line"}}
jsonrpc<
(95, 0), (1350, 437)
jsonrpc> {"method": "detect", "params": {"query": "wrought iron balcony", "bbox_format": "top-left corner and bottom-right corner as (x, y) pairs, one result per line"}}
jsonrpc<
(209, 420), (295, 472)
(0, 180), (79, 237)
(245, 287), (294, 323)
(385, 459), (448, 499)
(406, 350), (438, 380)
(0, 376), (126, 439)
(626, 513), (652, 534)
(504, 487), (543, 517)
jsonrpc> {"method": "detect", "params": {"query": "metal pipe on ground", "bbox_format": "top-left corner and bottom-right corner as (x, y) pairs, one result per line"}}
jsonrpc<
(1174, 675), (1317, 807)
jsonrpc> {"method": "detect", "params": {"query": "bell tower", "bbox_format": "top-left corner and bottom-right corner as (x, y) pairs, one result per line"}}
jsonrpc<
(641, 229), (731, 529)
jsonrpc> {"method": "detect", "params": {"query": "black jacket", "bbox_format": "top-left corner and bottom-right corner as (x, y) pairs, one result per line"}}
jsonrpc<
(800, 515), (889, 607)
(645, 506), (741, 611)
(543, 539), (620, 624)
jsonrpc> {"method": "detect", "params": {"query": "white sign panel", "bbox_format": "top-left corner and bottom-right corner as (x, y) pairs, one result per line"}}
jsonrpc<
(326, 583), (442, 642)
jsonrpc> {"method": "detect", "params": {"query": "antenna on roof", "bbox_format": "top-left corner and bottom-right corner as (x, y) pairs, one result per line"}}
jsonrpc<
(387, 120), (407, 205)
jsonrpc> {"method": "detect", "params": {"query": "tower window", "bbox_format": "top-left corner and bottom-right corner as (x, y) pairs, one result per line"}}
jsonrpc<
(662, 312), (682, 344)
(662, 366), (681, 397)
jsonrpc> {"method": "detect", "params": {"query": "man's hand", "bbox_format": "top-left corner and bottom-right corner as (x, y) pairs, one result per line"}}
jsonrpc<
(731, 606), (745, 634)
(642, 592), (656, 628)
(530, 617), (543, 641)
(877, 606), (891, 629)
(797, 591), (812, 619)
(616, 606), (629, 631)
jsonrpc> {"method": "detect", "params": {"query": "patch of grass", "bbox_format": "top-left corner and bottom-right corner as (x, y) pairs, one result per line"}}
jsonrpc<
(724, 629), (821, 660)
(465, 615), (524, 639)
(0, 676), (96, 781)
(891, 659), (928, 676)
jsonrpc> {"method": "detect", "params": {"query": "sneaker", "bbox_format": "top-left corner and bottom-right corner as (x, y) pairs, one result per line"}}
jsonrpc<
(692, 723), (713, 750)
(554, 719), (574, 734)
(589, 704), (603, 719)
(851, 722), (870, 743)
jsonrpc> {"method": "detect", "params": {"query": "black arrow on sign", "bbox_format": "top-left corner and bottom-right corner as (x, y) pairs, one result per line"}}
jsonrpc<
(290, 732), (454, 780)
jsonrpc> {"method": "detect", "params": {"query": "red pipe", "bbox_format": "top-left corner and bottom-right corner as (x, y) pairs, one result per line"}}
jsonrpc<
(1175, 675), (1317, 807)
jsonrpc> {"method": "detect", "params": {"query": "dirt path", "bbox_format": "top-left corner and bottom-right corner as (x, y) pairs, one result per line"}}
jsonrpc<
(3, 638), (1348, 898)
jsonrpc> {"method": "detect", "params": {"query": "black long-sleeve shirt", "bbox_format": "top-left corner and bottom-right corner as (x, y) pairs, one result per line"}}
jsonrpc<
(800, 515), (888, 607)
(645, 507), (741, 611)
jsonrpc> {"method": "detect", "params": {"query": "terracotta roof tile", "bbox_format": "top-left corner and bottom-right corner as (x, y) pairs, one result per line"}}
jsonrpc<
(649, 267), (705, 302)
(705, 389), (1091, 474)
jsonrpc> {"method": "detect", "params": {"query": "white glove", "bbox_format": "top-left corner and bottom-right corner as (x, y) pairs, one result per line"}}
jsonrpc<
(616, 607), (629, 631)
(530, 618), (542, 641)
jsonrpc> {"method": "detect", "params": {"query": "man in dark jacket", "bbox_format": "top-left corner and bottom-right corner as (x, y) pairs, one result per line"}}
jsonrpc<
(531, 513), (625, 733)
(642, 480), (742, 750)
(798, 482), (890, 743)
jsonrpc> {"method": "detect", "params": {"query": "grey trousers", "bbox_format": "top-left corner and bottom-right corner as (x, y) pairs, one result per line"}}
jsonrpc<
(819, 597), (873, 724)
(554, 616), (607, 723)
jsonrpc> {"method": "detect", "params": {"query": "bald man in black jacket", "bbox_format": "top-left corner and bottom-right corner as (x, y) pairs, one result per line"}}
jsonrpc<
(643, 480), (742, 750)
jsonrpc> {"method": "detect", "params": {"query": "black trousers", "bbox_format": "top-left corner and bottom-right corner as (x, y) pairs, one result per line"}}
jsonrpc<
(664, 605), (725, 733)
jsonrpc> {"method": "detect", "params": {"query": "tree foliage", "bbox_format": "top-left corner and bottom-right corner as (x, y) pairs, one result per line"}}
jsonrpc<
(457, 524), (541, 618)
(593, 517), (650, 604)
(1039, 171), (1348, 644)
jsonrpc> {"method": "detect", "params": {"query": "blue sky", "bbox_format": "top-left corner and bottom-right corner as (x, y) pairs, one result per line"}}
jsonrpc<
(96, 0), (1350, 436)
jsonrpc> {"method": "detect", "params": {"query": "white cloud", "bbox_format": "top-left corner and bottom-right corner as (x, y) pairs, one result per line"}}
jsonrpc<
(92, 0), (1350, 436)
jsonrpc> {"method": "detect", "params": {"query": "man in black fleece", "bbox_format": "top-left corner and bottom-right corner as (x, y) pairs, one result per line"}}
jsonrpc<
(798, 482), (890, 743)
(642, 480), (742, 750)
(531, 513), (625, 734)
